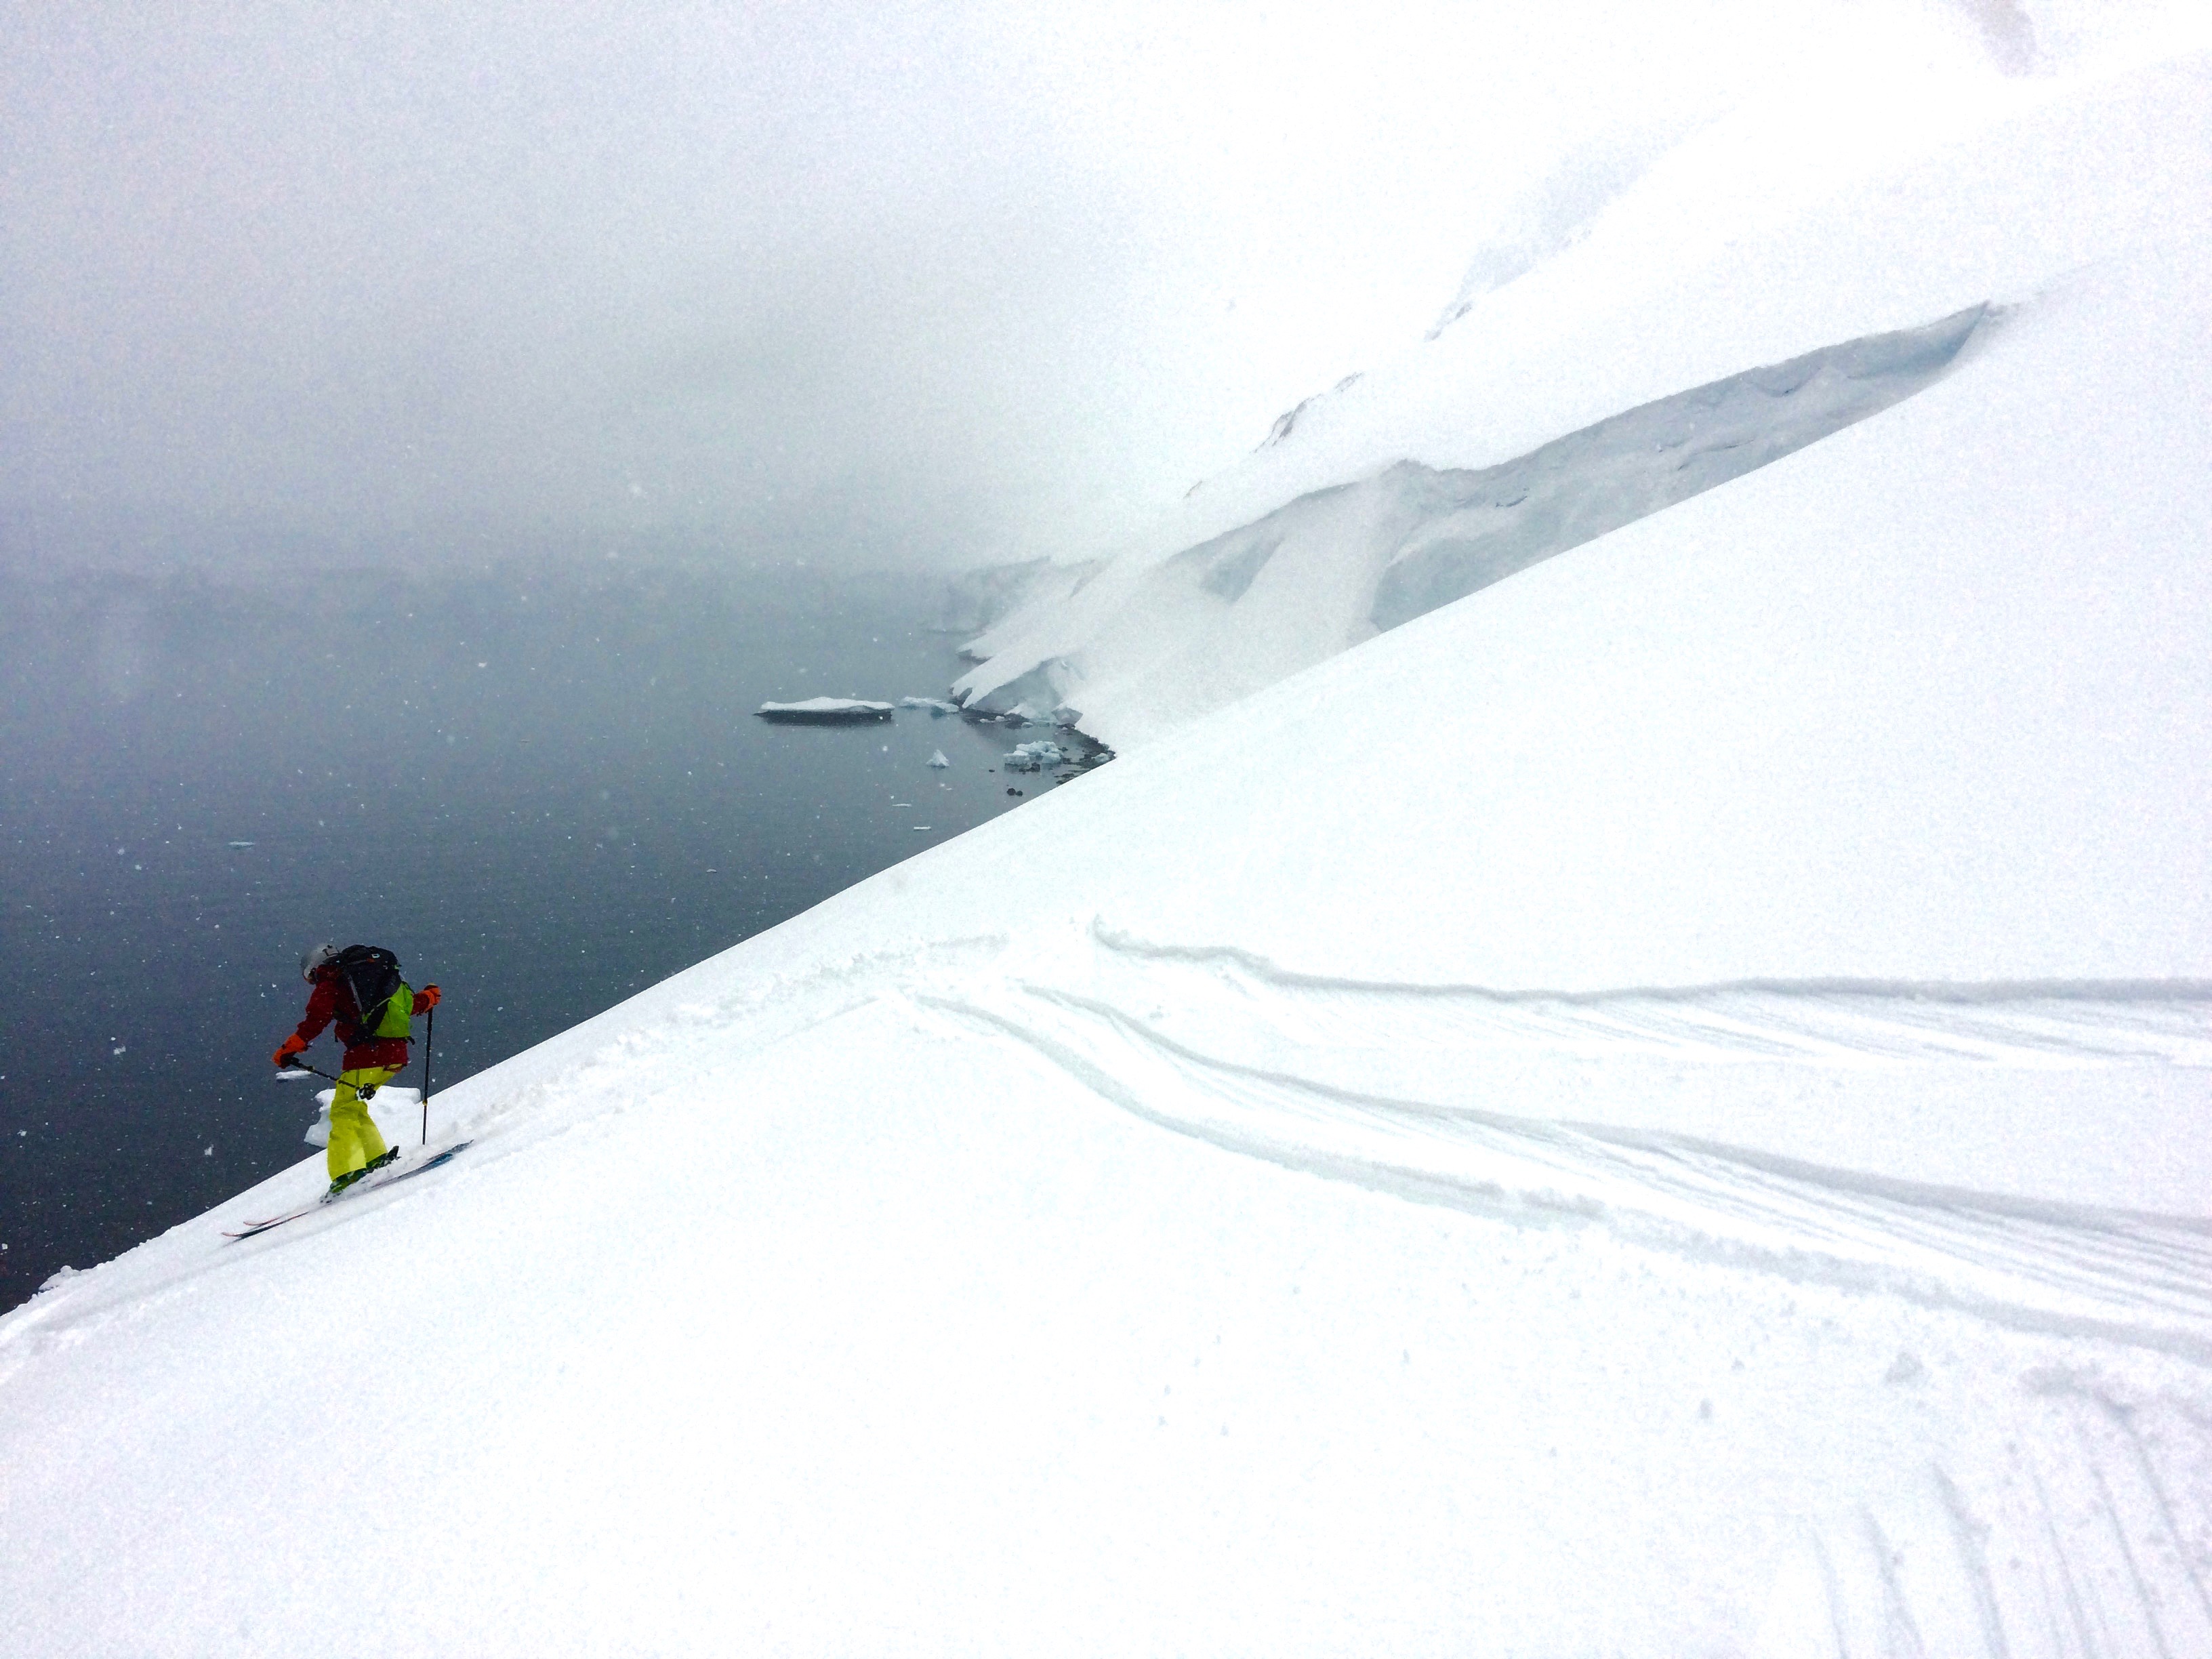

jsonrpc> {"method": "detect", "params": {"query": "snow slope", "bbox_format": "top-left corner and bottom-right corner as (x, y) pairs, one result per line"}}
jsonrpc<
(7, 18), (2212, 1659)
(956, 42), (2212, 748)
(5, 188), (2211, 1654)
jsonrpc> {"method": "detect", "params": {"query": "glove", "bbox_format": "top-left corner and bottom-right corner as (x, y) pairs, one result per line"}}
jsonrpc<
(417, 984), (442, 1009)
(272, 1034), (308, 1067)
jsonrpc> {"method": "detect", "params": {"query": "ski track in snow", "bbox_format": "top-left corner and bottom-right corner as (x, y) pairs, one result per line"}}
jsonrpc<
(1750, 1382), (2212, 1659)
(900, 925), (2212, 1652)
(16, 920), (2203, 1382)
(1086, 924), (2212, 1069)
(903, 924), (2212, 1366)
(10, 926), (2210, 1656)
(471, 916), (2212, 1655)
(0, 934), (1021, 1382)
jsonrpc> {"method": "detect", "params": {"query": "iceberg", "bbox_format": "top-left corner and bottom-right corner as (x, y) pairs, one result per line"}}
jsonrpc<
(926, 750), (949, 769)
(1000, 740), (1067, 773)
(754, 697), (895, 724)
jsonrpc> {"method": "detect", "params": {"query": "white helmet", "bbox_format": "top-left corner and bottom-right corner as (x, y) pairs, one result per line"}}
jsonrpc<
(300, 942), (340, 981)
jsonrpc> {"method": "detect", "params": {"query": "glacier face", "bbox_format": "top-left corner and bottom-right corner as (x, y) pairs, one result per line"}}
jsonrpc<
(1365, 304), (1985, 632)
(955, 306), (1985, 741)
(949, 40), (2212, 752)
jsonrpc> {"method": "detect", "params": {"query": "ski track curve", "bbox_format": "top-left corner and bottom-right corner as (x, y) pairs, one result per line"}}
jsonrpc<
(922, 982), (2212, 1359)
(0, 934), (1015, 1384)
(1086, 924), (2212, 1069)
(908, 923), (2212, 1656)
(907, 923), (2212, 1364)
(9, 920), (2210, 1655)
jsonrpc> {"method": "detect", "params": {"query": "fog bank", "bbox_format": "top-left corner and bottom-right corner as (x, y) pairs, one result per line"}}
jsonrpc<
(0, 0), (2060, 575)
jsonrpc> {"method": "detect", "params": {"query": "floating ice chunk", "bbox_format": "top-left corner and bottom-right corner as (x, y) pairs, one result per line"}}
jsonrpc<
(755, 698), (894, 724)
(926, 750), (950, 769)
(900, 697), (959, 716)
(1002, 740), (1067, 772)
(989, 699), (1083, 728)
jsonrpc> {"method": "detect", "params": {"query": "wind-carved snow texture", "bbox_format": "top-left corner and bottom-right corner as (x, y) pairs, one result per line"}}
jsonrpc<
(955, 305), (1986, 743)
(898, 922), (2212, 1654)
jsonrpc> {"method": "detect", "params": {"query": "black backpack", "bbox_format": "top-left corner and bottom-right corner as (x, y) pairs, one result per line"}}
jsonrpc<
(333, 944), (407, 1042)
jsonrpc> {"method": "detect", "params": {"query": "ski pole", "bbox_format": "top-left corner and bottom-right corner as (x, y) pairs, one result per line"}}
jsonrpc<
(276, 1059), (382, 1103)
(422, 1004), (434, 1147)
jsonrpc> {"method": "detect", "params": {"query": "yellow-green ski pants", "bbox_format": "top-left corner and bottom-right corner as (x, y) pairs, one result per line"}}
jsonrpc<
(329, 1067), (396, 1180)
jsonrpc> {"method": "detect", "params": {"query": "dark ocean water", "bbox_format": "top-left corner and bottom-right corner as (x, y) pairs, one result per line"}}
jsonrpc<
(0, 560), (1057, 1312)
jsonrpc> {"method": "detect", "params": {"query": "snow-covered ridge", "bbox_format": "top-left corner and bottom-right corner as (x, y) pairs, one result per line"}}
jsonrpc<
(1366, 304), (1983, 631)
(954, 44), (2212, 749)
(955, 304), (1986, 735)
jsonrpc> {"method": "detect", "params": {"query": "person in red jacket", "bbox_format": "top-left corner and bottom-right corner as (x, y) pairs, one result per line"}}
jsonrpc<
(273, 943), (443, 1196)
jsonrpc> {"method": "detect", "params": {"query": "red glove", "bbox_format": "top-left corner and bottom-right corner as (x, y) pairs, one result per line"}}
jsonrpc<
(272, 1033), (308, 1067)
(416, 984), (442, 1010)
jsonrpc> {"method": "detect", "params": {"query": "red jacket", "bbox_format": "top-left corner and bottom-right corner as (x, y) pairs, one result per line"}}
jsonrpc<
(293, 968), (436, 1072)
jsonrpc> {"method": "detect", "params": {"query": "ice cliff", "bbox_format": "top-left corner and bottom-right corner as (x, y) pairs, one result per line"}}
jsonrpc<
(954, 36), (2212, 748)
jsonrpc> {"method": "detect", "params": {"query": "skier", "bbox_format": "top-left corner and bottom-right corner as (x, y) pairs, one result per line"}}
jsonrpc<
(272, 943), (442, 1196)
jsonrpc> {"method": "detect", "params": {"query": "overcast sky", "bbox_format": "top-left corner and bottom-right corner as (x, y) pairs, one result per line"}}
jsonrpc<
(1, 1), (2018, 573)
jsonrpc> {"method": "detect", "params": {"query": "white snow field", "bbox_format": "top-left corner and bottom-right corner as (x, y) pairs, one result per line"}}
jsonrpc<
(9, 24), (2212, 1659)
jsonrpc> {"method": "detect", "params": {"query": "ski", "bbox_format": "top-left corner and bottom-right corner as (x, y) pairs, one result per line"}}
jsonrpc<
(222, 1141), (474, 1240)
